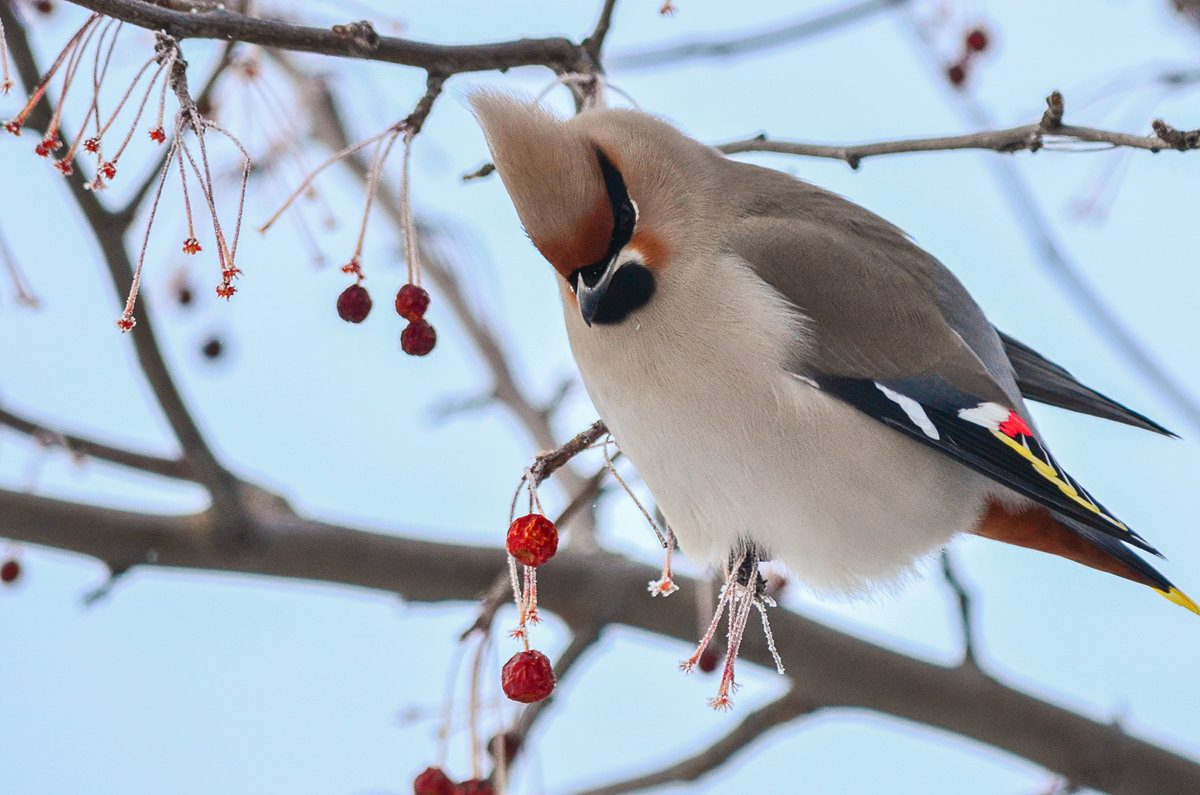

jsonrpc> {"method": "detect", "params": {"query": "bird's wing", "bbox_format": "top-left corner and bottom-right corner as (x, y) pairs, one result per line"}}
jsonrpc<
(998, 331), (1175, 436)
(722, 162), (1159, 555)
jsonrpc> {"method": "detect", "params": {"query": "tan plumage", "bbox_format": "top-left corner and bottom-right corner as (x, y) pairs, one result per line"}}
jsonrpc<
(472, 92), (1195, 611)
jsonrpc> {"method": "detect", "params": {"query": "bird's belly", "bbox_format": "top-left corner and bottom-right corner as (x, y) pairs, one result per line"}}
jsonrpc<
(591, 369), (985, 595)
(564, 273), (989, 595)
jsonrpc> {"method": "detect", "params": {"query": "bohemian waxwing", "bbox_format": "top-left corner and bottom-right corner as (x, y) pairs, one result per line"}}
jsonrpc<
(470, 92), (1196, 612)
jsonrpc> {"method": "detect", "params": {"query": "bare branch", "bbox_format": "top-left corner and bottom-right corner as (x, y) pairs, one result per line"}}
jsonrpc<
(527, 419), (608, 490)
(0, 406), (194, 481)
(608, 0), (907, 70)
(940, 550), (979, 669)
(718, 94), (1197, 169)
(65, 0), (594, 75)
(581, 0), (620, 66)
(5, 486), (1197, 793)
(569, 690), (819, 795)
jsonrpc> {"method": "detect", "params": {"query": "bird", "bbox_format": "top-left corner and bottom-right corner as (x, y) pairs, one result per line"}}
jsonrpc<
(470, 92), (1196, 613)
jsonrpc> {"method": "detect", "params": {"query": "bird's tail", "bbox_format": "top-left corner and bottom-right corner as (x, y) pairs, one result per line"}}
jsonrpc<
(974, 500), (1199, 615)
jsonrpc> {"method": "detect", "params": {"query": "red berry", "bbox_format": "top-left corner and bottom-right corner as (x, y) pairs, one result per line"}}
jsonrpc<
(100, 161), (116, 179)
(965, 27), (989, 52)
(337, 284), (372, 323)
(412, 767), (453, 795)
(1, 559), (20, 584)
(400, 319), (436, 356)
(946, 62), (967, 87)
(451, 781), (494, 795)
(697, 648), (719, 674)
(34, 1), (54, 13)
(149, 127), (166, 144)
(394, 283), (431, 321)
(501, 649), (555, 703)
(506, 514), (558, 568)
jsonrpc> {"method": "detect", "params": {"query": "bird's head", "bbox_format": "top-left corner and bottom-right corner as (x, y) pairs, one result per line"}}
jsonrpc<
(470, 92), (712, 326)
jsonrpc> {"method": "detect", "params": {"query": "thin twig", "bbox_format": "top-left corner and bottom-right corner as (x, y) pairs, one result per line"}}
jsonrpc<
(569, 690), (819, 795)
(718, 98), (1197, 170)
(940, 550), (979, 669)
(0, 406), (194, 481)
(608, 0), (907, 70)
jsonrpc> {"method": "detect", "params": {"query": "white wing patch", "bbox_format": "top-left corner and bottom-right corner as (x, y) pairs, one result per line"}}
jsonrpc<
(875, 382), (940, 440)
(957, 401), (1010, 430)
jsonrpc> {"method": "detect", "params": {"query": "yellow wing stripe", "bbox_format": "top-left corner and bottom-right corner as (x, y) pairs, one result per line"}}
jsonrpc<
(991, 430), (1129, 531)
(1159, 587), (1200, 616)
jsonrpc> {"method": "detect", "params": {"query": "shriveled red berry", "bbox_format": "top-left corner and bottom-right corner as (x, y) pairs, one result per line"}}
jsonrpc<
(501, 649), (555, 703)
(412, 767), (453, 795)
(451, 780), (494, 795)
(1, 559), (20, 584)
(697, 648), (719, 674)
(400, 319), (436, 356)
(965, 27), (989, 52)
(394, 283), (431, 321)
(337, 284), (372, 323)
(149, 127), (166, 144)
(506, 514), (558, 568)
(100, 161), (116, 180)
(946, 62), (967, 87)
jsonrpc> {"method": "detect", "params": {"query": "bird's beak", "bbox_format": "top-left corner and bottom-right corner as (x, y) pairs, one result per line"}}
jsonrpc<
(573, 256), (620, 328)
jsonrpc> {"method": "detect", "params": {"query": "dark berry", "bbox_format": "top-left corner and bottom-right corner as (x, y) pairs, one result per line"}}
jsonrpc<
(501, 649), (555, 703)
(1, 559), (20, 584)
(946, 62), (967, 87)
(413, 767), (453, 795)
(697, 648), (719, 674)
(34, 1), (53, 14)
(506, 514), (558, 568)
(451, 781), (494, 795)
(201, 337), (223, 360)
(965, 27), (989, 52)
(401, 319), (436, 356)
(394, 283), (431, 322)
(337, 284), (372, 323)
(488, 732), (521, 766)
(176, 286), (194, 307)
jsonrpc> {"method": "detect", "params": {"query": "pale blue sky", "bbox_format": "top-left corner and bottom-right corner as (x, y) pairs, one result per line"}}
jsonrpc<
(1, 2), (1198, 793)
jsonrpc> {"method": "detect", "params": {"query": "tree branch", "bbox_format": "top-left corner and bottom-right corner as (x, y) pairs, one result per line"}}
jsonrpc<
(2, 486), (1198, 793)
(64, 0), (594, 75)
(608, 0), (908, 70)
(718, 96), (1198, 169)
(2, 6), (244, 516)
(570, 690), (820, 795)
(0, 406), (194, 481)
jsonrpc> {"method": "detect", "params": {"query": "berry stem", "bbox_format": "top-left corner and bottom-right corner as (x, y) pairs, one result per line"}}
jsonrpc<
(399, 126), (421, 285)
(602, 437), (667, 547)
(351, 125), (402, 267)
(467, 631), (488, 782)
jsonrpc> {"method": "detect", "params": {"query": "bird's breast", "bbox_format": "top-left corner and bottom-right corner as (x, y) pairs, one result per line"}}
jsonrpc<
(559, 255), (989, 596)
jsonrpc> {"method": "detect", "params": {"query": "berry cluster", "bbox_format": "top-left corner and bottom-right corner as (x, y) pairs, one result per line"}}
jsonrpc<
(502, 511), (559, 703)
(332, 278), (437, 356)
(945, 26), (990, 88)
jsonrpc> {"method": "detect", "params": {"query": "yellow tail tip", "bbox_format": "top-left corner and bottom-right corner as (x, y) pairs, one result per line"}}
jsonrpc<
(1159, 587), (1200, 616)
